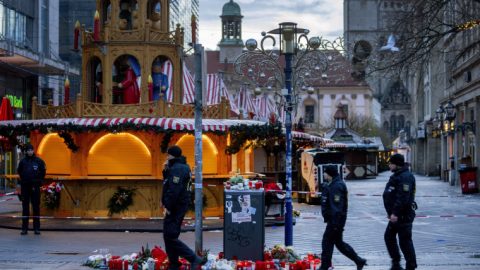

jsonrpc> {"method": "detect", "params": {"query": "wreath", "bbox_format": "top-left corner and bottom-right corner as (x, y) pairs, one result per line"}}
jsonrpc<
(107, 187), (136, 216)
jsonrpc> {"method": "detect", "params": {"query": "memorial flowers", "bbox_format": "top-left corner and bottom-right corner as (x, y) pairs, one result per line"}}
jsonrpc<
(40, 182), (63, 209)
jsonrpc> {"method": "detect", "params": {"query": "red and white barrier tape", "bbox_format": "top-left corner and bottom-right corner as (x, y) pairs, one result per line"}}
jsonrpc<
(0, 214), (479, 221)
(0, 192), (15, 197)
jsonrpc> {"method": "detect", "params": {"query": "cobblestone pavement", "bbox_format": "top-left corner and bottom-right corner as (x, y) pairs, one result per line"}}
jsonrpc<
(0, 171), (479, 269)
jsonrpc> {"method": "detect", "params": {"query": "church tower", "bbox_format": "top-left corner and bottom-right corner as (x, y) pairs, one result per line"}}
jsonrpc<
(344, 0), (411, 138)
(218, 0), (243, 63)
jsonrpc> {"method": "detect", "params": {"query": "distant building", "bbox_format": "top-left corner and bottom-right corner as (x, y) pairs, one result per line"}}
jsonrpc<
(0, 0), (75, 118)
(344, 0), (412, 139)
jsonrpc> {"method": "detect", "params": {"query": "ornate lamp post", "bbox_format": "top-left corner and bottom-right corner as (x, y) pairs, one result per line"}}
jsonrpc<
(234, 22), (342, 246)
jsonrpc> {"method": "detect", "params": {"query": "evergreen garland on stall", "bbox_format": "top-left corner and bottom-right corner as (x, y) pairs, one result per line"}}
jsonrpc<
(225, 122), (283, 154)
(0, 121), (319, 155)
(58, 131), (79, 152)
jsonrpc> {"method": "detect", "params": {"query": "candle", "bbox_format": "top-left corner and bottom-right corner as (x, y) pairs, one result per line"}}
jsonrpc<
(123, 260), (129, 270)
(64, 77), (70, 104)
(148, 74), (153, 101)
(93, 10), (100, 41)
(74, 20), (80, 50)
(255, 261), (265, 270)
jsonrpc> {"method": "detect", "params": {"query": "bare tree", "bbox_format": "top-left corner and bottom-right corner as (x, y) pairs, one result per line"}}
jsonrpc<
(369, 0), (480, 75)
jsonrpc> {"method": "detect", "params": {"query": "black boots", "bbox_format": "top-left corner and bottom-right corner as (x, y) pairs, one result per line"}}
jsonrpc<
(356, 257), (367, 270)
(390, 262), (405, 270)
(20, 230), (27, 235)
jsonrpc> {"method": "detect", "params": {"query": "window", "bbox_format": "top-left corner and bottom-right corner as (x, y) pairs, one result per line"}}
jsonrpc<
(305, 105), (314, 123)
(0, 4), (28, 46)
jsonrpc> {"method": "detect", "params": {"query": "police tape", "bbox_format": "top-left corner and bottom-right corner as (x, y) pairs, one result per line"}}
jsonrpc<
(0, 214), (479, 221)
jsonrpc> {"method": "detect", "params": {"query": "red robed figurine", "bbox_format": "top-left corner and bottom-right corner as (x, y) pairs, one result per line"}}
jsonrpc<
(120, 67), (140, 104)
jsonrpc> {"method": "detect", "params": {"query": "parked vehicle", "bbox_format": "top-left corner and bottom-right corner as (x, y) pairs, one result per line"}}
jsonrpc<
(297, 148), (345, 204)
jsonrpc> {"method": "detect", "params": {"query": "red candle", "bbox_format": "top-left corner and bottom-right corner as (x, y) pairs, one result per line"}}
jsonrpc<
(74, 20), (80, 50)
(93, 10), (100, 41)
(123, 260), (129, 270)
(64, 77), (70, 104)
(255, 261), (265, 270)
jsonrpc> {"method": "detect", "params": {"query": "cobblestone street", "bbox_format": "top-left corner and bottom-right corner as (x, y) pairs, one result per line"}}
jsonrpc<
(0, 171), (479, 269)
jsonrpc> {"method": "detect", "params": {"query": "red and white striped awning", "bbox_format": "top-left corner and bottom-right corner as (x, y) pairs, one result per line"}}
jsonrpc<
(0, 118), (331, 143)
(291, 131), (332, 143)
(324, 142), (347, 148)
(0, 118), (267, 132)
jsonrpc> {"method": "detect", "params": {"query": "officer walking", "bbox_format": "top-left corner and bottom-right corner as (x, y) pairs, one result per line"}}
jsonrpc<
(319, 165), (367, 270)
(162, 145), (203, 270)
(17, 144), (46, 235)
(383, 154), (417, 270)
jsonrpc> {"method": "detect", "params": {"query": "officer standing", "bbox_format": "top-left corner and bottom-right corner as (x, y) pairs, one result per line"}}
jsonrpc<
(319, 165), (367, 270)
(17, 144), (46, 235)
(162, 145), (203, 270)
(383, 154), (417, 270)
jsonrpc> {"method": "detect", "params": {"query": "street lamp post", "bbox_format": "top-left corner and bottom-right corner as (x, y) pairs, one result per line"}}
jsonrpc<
(234, 22), (342, 246)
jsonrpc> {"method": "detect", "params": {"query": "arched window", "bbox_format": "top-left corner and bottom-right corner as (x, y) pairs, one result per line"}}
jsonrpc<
(87, 56), (102, 103)
(118, 0), (138, 30)
(147, 0), (161, 30)
(37, 133), (72, 175)
(102, 0), (111, 25)
(88, 133), (151, 175)
(113, 54), (141, 104)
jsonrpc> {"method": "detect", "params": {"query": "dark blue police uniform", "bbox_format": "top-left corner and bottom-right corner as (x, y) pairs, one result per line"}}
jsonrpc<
(17, 147), (46, 234)
(320, 174), (366, 270)
(383, 166), (417, 270)
(162, 155), (201, 269)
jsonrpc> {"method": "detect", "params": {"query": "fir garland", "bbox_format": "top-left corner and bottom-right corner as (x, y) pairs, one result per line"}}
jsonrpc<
(58, 131), (79, 152)
(107, 187), (136, 216)
(0, 121), (316, 155)
(160, 130), (174, 153)
(226, 122), (283, 154)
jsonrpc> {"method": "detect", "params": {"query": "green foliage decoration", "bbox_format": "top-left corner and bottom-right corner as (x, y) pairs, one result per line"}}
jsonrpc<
(107, 187), (136, 216)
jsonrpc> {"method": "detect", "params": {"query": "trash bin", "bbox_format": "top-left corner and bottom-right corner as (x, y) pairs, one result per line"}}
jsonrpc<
(224, 190), (264, 261)
(458, 167), (478, 194)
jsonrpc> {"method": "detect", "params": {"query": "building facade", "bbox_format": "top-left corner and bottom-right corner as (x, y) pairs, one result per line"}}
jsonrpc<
(343, 0), (412, 141)
(0, 0), (73, 117)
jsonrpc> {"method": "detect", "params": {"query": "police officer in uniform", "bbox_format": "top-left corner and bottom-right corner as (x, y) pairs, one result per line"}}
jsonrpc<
(17, 144), (46, 235)
(383, 154), (417, 270)
(319, 165), (367, 270)
(162, 145), (203, 270)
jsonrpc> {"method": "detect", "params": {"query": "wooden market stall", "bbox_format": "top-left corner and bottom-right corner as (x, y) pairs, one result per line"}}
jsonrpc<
(0, 0), (328, 219)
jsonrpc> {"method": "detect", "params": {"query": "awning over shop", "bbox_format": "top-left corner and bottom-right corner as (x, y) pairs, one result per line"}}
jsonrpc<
(0, 117), (330, 143)
(292, 130), (333, 143)
(324, 142), (347, 148)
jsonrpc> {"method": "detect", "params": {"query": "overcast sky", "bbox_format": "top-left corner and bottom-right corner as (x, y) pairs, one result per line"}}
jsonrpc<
(198, 0), (344, 50)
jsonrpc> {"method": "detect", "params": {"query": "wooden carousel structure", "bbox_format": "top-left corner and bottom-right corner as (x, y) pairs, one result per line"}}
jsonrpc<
(15, 0), (253, 219)
(1, 0), (327, 220)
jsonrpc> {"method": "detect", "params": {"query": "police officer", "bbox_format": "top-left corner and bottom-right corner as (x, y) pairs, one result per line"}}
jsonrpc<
(17, 144), (46, 235)
(319, 165), (367, 270)
(383, 154), (417, 270)
(162, 145), (203, 270)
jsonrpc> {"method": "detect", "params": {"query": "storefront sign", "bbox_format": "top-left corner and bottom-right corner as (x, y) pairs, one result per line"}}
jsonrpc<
(5, 94), (22, 109)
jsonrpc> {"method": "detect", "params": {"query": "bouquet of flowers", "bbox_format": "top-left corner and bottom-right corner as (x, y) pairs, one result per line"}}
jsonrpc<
(40, 182), (63, 209)
(269, 245), (301, 263)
